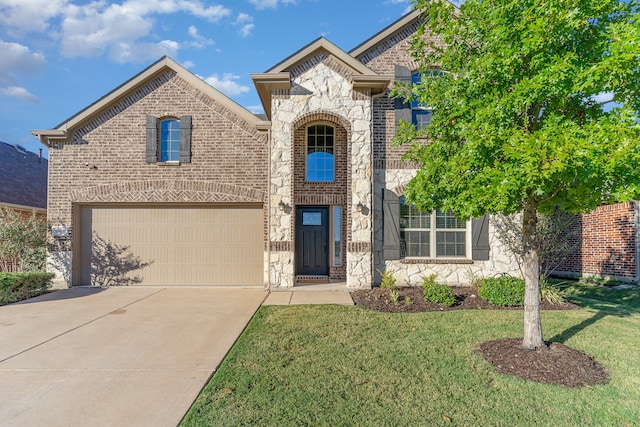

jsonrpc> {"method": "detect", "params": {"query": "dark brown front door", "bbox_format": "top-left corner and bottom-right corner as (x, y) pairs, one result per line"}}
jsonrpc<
(296, 206), (329, 276)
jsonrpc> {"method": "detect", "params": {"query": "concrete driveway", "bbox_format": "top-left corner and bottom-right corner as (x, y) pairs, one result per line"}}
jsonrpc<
(0, 287), (267, 427)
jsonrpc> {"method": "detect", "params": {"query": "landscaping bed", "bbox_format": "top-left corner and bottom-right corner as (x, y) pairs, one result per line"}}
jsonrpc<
(352, 285), (608, 388)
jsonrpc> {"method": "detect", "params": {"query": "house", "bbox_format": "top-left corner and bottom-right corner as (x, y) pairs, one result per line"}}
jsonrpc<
(0, 141), (48, 272)
(0, 141), (47, 217)
(552, 202), (640, 283)
(33, 9), (522, 289)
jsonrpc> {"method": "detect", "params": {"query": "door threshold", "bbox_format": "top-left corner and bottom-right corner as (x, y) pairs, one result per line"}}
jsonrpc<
(295, 275), (330, 284)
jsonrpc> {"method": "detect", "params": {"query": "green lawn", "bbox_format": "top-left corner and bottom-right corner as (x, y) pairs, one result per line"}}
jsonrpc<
(182, 284), (640, 426)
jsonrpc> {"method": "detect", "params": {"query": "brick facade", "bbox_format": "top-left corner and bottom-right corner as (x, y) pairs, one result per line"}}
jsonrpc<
(554, 202), (638, 281)
(45, 69), (268, 287)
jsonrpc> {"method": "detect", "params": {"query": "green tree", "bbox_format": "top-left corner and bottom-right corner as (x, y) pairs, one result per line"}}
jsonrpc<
(0, 208), (47, 272)
(395, 0), (640, 349)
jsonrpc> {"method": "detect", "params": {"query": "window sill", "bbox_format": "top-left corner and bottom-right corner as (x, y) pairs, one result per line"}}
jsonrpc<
(157, 161), (181, 166)
(400, 258), (473, 265)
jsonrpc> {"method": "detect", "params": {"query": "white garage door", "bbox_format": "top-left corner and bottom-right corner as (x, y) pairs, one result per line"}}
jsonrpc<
(78, 205), (264, 286)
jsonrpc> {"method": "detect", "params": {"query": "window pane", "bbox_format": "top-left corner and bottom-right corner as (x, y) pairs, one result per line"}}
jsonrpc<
(333, 207), (342, 266)
(307, 125), (335, 181)
(436, 210), (465, 229)
(436, 231), (466, 257)
(161, 119), (180, 162)
(412, 109), (432, 130)
(302, 212), (322, 226)
(402, 230), (430, 257)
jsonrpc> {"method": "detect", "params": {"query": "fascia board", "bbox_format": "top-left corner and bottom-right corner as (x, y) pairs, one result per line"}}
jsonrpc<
(46, 56), (262, 137)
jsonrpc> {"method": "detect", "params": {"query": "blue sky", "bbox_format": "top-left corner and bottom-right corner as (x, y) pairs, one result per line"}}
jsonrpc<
(0, 0), (418, 157)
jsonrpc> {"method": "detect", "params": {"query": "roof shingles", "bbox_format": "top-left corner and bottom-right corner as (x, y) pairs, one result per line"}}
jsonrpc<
(0, 141), (47, 210)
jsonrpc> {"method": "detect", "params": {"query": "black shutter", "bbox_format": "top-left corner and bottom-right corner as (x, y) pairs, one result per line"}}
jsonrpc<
(383, 189), (401, 260)
(394, 65), (412, 132)
(145, 115), (158, 163)
(471, 215), (490, 260)
(179, 115), (192, 163)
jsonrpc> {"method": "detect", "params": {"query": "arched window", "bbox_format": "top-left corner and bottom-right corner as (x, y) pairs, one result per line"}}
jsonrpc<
(160, 118), (180, 162)
(306, 125), (334, 182)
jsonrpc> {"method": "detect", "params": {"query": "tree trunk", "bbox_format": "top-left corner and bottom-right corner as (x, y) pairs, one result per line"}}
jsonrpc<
(522, 197), (546, 349)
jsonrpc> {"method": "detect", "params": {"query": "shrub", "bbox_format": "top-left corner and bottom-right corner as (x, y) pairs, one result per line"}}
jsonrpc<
(540, 280), (566, 304)
(389, 289), (400, 305)
(422, 276), (455, 307)
(379, 269), (397, 290)
(0, 272), (53, 305)
(478, 276), (525, 306)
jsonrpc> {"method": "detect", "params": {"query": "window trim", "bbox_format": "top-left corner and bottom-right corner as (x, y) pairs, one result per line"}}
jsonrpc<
(306, 124), (335, 182)
(399, 198), (470, 259)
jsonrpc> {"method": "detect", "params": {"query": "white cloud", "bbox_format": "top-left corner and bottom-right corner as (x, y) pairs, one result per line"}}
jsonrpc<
(235, 13), (254, 37)
(0, 86), (40, 104)
(1, 0), (233, 63)
(248, 0), (297, 10)
(0, 40), (46, 83)
(0, 0), (68, 33)
(202, 73), (250, 96)
(187, 25), (215, 48)
(246, 104), (265, 114)
(109, 40), (180, 63)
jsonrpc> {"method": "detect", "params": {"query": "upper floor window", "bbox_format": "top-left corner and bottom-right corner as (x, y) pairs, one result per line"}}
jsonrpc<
(306, 125), (334, 182)
(145, 115), (192, 164)
(411, 72), (435, 130)
(399, 197), (467, 258)
(160, 119), (180, 162)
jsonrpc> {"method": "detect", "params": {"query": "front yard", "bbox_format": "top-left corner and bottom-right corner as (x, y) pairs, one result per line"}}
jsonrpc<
(182, 284), (640, 426)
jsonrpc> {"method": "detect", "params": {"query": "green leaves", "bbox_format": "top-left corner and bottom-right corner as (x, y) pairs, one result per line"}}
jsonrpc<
(396, 0), (640, 218)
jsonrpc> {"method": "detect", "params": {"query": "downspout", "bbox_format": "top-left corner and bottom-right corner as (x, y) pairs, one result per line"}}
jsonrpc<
(267, 125), (272, 290)
(634, 201), (640, 284)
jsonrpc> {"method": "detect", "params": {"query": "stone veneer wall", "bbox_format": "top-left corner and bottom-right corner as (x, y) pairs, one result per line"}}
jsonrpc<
(373, 169), (522, 286)
(269, 53), (373, 288)
(46, 71), (268, 288)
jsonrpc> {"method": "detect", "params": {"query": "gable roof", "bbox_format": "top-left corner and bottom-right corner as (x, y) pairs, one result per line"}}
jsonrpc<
(0, 141), (47, 210)
(349, 9), (423, 58)
(252, 37), (390, 119)
(32, 56), (265, 146)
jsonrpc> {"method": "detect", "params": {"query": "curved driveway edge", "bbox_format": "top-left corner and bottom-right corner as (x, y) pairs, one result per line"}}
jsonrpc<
(0, 287), (267, 427)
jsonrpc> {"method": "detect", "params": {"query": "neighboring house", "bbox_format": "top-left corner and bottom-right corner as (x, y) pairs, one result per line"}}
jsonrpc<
(553, 202), (640, 283)
(0, 141), (47, 217)
(0, 141), (48, 272)
(33, 9), (524, 289)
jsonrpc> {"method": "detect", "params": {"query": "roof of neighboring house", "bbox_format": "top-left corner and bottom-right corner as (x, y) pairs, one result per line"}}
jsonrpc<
(0, 141), (48, 210)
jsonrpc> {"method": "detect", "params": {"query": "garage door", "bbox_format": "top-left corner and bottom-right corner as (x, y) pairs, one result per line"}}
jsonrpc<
(78, 206), (263, 286)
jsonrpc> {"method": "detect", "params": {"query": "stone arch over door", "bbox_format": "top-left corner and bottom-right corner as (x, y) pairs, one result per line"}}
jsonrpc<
(291, 111), (351, 281)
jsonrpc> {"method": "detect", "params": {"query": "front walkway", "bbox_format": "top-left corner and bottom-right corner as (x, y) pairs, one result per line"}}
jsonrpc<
(263, 282), (355, 306)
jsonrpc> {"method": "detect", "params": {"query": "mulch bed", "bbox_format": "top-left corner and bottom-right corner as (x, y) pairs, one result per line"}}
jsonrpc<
(351, 286), (580, 313)
(352, 286), (609, 388)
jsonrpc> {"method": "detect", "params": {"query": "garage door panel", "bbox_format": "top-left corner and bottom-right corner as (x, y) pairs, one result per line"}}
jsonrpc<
(79, 206), (263, 286)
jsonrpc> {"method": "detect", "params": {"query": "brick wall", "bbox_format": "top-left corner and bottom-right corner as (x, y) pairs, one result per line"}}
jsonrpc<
(555, 202), (637, 280)
(47, 70), (268, 243)
(355, 17), (440, 170)
(292, 113), (350, 280)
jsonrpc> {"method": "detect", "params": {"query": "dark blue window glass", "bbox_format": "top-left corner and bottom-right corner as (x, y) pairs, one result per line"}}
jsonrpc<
(161, 119), (180, 162)
(306, 125), (334, 182)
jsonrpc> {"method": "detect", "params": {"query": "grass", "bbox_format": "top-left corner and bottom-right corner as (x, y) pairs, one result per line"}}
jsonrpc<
(182, 283), (640, 426)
